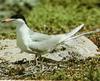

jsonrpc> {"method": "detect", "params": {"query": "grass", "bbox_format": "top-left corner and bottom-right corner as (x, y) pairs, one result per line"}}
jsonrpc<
(33, 57), (100, 80)
(0, 0), (100, 35)
(26, 0), (100, 34)
(0, 56), (100, 80)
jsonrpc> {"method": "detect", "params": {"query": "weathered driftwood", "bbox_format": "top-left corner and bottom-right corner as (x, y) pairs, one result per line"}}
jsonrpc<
(0, 36), (99, 62)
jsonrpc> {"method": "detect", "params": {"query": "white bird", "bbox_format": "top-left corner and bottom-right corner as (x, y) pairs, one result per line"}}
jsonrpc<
(2, 14), (84, 65)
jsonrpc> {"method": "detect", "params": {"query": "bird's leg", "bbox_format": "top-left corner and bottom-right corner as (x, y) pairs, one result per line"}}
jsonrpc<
(40, 54), (44, 71)
(35, 54), (39, 66)
(20, 50), (24, 53)
(35, 54), (44, 71)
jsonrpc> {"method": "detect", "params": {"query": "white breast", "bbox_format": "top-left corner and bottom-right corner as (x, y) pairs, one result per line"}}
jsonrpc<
(16, 24), (32, 52)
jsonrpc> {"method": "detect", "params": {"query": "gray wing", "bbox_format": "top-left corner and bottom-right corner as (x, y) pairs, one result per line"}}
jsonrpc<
(29, 30), (51, 41)
(29, 24), (84, 42)
(29, 34), (65, 51)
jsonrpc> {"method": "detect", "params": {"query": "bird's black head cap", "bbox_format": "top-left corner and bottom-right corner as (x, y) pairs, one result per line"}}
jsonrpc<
(10, 14), (27, 24)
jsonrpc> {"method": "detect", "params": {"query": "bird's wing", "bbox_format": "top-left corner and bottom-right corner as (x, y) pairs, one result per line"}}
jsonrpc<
(29, 30), (51, 41)
(28, 24), (84, 51)
(29, 34), (64, 52)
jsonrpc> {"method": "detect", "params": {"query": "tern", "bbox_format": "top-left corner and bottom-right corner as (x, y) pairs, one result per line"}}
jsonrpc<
(2, 14), (84, 65)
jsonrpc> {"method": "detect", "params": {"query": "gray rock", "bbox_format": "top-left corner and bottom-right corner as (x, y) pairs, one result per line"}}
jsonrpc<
(43, 36), (99, 61)
(0, 36), (99, 62)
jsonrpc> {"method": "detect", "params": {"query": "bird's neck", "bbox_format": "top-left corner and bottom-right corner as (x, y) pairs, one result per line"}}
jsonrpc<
(16, 23), (30, 39)
(16, 23), (29, 32)
(16, 23), (32, 52)
(16, 22), (32, 49)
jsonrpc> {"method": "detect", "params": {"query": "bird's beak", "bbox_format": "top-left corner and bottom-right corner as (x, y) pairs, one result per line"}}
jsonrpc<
(1, 18), (15, 23)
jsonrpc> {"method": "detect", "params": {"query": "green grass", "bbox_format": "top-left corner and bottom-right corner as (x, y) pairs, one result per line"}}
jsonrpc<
(0, 56), (99, 80)
(34, 57), (100, 80)
(0, 0), (100, 35)
(26, 0), (100, 34)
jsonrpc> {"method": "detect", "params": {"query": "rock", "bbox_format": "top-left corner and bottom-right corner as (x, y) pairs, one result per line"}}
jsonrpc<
(0, 39), (35, 63)
(43, 36), (99, 61)
(0, 36), (99, 62)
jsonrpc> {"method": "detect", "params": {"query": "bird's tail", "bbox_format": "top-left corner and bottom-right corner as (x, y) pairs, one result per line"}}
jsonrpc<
(66, 29), (100, 41)
(59, 24), (84, 43)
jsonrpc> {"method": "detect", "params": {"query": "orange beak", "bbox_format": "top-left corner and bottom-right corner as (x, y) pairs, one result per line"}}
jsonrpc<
(1, 18), (15, 23)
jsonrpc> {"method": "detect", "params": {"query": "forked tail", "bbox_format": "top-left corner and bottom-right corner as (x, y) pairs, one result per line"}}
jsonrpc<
(59, 24), (84, 43)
